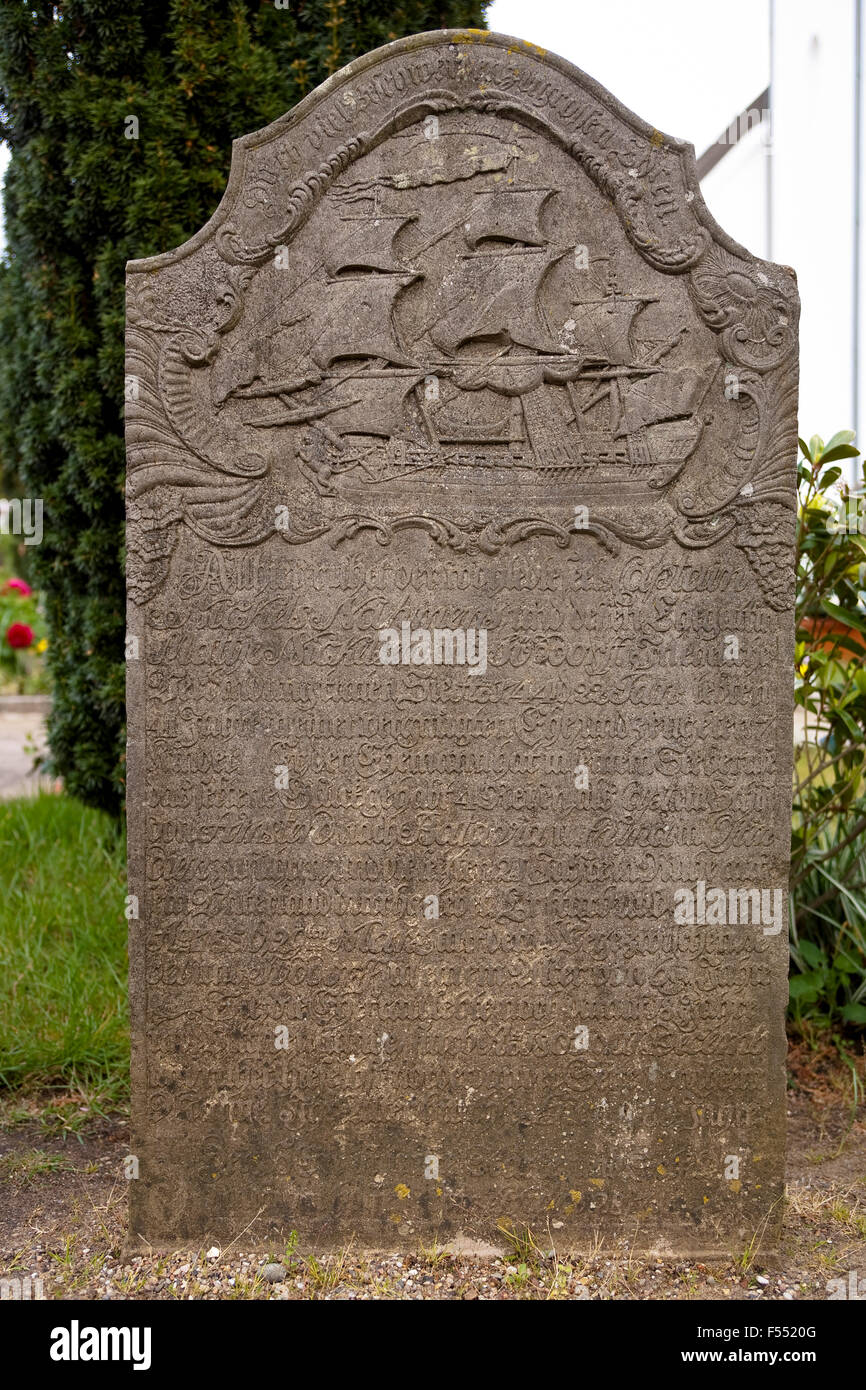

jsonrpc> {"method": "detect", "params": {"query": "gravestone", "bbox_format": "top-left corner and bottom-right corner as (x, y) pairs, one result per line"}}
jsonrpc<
(125, 30), (798, 1254)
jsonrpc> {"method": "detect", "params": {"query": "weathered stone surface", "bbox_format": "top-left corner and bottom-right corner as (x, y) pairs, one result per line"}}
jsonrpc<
(125, 30), (798, 1254)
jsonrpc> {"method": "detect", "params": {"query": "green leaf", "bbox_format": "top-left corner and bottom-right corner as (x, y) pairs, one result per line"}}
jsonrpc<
(797, 940), (825, 969)
(819, 599), (866, 633)
(789, 971), (821, 1001)
(818, 445), (860, 463)
(833, 709), (863, 740)
(832, 951), (858, 976)
(823, 429), (857, 453)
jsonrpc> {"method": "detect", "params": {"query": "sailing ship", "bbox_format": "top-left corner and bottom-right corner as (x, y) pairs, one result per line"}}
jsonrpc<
(229, 186), (714, 492)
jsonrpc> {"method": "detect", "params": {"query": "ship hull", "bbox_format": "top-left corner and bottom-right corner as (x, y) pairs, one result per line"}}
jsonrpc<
(308, 421), (702, 500)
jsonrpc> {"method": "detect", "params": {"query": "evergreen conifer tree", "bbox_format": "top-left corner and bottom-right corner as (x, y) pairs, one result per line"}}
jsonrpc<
(0, 0), (487, 813)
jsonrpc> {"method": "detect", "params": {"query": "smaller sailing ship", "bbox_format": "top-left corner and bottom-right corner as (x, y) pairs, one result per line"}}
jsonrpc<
(559, 261), (715, 483)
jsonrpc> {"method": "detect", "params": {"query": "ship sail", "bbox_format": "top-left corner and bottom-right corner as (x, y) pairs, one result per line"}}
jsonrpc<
(464, 188), (553, 249)
(314, 371), (424, 437)
(307, 274), (419, 369)
(323, 214), (417, 278)
(616, 365), (707, 435)
(429, 248), (563, 356)
(567, 298), (652, 366)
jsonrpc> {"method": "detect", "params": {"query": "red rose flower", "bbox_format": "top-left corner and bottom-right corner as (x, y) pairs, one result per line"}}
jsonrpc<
(5, 622), (34, 649)
(3, 578), (32, 597)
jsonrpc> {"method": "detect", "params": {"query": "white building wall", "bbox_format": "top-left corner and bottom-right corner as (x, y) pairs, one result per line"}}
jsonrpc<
(700, 126), (769, 267)
(771, 0), (857, 445)
(697, 1), (860, 458)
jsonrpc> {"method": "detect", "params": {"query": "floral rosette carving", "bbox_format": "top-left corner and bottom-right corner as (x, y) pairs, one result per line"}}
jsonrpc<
(690, 245), (795, 372)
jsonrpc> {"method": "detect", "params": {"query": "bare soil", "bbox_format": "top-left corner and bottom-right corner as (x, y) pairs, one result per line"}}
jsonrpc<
(1, 1038), (863, 1300)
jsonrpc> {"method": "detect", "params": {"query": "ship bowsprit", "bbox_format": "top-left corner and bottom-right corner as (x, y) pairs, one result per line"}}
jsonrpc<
(312, 371), (427, 438)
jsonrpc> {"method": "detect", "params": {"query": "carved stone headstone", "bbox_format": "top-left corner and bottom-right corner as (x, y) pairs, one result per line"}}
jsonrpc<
(125, 30), (798, 1253)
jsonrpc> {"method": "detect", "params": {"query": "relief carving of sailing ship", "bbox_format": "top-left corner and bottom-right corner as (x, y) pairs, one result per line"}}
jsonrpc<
(225, 180), (718, 500)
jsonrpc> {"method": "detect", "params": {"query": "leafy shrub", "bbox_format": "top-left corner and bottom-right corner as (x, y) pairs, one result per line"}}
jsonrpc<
(791, 432), (866, 1029)
(0, 570), (47, 694)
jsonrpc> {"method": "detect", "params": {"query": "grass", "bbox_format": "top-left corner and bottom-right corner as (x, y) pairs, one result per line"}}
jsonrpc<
(0, 793), (127, 1107)
(496, 1220), (548, 1271)
(0, 1148), (78, 1183)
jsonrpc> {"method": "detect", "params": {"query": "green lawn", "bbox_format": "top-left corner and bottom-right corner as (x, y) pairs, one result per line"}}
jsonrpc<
(0, 794), (127, 1108)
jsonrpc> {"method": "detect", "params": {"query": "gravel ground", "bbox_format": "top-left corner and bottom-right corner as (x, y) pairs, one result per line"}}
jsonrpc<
(1, 1042), (864, 1301)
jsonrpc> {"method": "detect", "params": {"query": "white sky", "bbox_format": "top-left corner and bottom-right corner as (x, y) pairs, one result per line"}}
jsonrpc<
(487, 0), (770, 156)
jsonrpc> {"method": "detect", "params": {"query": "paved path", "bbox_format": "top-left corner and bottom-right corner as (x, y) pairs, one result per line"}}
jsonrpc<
(0, 699), (54, 799)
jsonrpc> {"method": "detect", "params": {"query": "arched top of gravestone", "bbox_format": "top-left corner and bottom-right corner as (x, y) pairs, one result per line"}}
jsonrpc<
(128, 28), (781, 279)
(125, 30), (798, 613)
